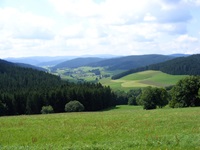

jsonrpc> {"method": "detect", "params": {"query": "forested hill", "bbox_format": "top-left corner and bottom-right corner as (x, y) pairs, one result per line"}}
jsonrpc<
(88, 54), (174, 70)
(0, 59), (62, 91)
(0, 59), (47, 72)
(112, 54), (200, 79)
(0, 59), (116, 116)
(52, 57), (105, 70)
(16, 63), (47, 71)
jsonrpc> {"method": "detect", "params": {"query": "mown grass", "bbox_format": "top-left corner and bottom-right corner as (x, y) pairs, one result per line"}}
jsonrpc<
(0, 106), (199, 150)
(101, 70), (188, 90)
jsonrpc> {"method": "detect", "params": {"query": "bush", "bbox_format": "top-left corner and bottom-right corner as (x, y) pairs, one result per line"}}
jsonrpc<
(139, 86), (168, 110)
(41, 105), (54, 114)
(65, 100), (85, 112)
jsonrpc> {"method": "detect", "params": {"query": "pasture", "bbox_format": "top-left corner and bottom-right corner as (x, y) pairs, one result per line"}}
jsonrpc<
(0, 106), (199, 149)
(100, 70), (188, 90)
(53, 67), (114, 83)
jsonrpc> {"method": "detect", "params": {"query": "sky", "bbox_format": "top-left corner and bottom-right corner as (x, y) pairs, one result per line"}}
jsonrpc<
(0, 0), (200, 58)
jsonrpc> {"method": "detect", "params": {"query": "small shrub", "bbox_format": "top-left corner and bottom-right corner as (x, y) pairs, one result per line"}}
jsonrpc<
(41, 105), (54, 114)
(65, 100), (85, 112)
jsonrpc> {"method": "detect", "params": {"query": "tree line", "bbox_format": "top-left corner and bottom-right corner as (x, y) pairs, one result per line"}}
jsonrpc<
(0, 82), (116, 116)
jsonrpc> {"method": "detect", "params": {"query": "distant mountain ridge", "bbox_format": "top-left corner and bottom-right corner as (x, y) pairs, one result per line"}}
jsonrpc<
(51, 54), (187, 71)
(0, 59), (47, 72)
(16, 63), (47, 72)
(5, 56), (77, 66)
(4, 54), (189, 71)
(5, 54), (118, 66)
(112, 54), (200, 79)
(87, 54), (175, 70)
(52, 57), (105, 69)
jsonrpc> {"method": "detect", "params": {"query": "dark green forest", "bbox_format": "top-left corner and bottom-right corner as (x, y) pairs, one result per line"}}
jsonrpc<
(112, 54), (200, 79)
(52, 54), (174, 71)
(89, 54), (174, 70)
(52, 57), (104, 70)
(0, 59), (116, 116)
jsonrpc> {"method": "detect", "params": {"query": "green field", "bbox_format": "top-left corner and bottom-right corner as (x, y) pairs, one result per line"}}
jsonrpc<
(100, 70), (188, 90)
(0, 106), (199, 150)
(52, 67), (115, 83)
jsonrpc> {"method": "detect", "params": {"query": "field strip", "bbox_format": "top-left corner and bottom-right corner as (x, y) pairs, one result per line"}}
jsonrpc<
(121, 80), (154, 87)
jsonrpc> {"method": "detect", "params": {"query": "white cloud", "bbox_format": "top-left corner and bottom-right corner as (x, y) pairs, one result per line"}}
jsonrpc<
(49, 0), (151, 25)
(183, 0), (200, 5)
(143, 13), (157, 22)
(1, 0), (200, 58)
(159, 23), (187, 34)
(0, 7), (55, 40)
(60, 25), (84, 39)
(176, 34), (199, 42)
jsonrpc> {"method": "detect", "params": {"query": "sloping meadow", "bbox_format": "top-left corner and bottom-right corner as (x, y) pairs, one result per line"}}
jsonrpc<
(0, 106), (199, 149)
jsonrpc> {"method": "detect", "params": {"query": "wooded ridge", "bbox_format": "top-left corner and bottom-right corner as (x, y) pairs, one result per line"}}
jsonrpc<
(112, 54), (200, 79)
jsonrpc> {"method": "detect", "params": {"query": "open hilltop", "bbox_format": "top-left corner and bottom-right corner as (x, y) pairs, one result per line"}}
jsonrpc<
(100, 70), (188, 90)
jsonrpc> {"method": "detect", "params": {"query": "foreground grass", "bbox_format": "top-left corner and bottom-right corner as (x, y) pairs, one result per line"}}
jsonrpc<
(0, 106), (200, 150)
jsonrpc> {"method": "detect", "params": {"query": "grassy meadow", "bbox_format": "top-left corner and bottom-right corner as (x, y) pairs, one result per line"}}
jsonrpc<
(53, 67), (114, 83)
(0, 106), (199, 150)
(100, 70), (188, 90)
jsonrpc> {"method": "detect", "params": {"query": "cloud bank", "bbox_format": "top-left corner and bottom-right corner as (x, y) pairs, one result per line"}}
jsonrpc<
(0, 0), (200, 58)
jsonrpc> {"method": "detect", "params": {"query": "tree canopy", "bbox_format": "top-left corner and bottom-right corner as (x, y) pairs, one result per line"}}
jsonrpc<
(170, 76), (200, 107)
(139, 87), (168, 110)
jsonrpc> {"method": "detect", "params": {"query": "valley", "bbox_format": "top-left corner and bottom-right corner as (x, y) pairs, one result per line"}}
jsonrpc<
(50, 66), (188, 90)
(52, 66), (116, 83)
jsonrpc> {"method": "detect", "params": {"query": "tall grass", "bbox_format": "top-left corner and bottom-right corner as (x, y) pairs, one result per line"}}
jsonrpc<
(0, 106), (199, 149)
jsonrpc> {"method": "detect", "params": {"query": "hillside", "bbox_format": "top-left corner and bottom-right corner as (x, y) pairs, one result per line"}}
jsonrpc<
(1, 59), (47, 72)
(148, 54), (200, 75)
(101, 70), (187, 90)
(88, 54), (174, 70)
(16, 63), (47, 71)
(112, 54), (200, 79)
(52, 57), (105, 70)
(0, 59), (62, 91)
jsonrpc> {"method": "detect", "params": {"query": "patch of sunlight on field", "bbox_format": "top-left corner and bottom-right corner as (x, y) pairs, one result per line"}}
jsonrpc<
(121, 80), (152, 87)
(122, 70), (160, 81)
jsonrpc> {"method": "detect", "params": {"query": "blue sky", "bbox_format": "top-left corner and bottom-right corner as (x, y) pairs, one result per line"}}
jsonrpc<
(0, 0), (200, 58)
